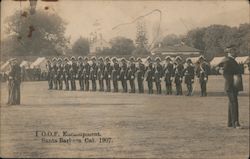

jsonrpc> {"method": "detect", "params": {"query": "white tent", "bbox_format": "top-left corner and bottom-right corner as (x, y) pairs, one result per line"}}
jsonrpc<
(0, 61), (10, 72)
(189, 57), (200, 64)
(210, 57), (226, 67)
(20, 60), (30, 68)
(235, 56), (249, 64)
(30, 57), (47, 71)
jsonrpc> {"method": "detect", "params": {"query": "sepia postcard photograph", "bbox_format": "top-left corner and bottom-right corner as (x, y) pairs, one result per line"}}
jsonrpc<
(0, 0), (249, 158)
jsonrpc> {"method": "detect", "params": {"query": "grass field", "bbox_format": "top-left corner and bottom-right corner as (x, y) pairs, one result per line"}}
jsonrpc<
(0, 75), (249, 158)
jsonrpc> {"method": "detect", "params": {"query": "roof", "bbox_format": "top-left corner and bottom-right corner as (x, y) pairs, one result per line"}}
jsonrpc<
(30, 57), (46, 68)
(210, 57), (226, 66)
(0, 61), (10, 72)
(20, 61), (30, 68)
(152, 44), (201, 54)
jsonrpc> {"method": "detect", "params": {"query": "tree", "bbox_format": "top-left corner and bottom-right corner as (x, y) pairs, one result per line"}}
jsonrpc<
(161, 34), (181, 46)
(238, 23), (250, 56)
(3, 8), (69, 56)
(109, 36), (135, 55)
(185, 28), (206, 51)
(72, 37), (90, 55)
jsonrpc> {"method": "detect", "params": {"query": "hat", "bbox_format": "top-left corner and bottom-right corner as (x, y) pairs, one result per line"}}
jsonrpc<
(137, 57), (142, 62)
(105, 56), (110, 61)
(198, 55), (205, 60)
(186, 58), (192, 63)
(121, 58), (126, 62)
(64, 57), (69, 61)
(98, 57), (104, 61)
(52, 57), (57, 62)
(112, 57), (117, 61)
(155, 56), (161, 62)
(78, 56), (83, 60)
(146, 56), (152, 61)
(129, 56), (135, 61)
(71, 56), (76, 60)
(175, 56), (182, 61)
(57, 58), (62, 62)
(84, 57), (89, 61)
(91, 56), (96, 60)
(165, 56), (172, 61)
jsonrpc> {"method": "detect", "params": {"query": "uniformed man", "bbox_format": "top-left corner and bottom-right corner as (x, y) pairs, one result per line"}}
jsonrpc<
(217, 46), (242, 128)
(136, 57), (145, 93)
(70, 56), (77, 90)
(52, 57), (58, 90)
(127, 56), (137, 93)
(7, 58), (21, 105)
(104, 57), (112, 92)
(154, 56), (163, 94)
(63, 57), (70, 91)
(174, 56), (184, 95)
(111, 57), (120, 92)
(163, 56), (174, 95)
(77, 56), (84, 91)
(145, 56), (154, 94)
(90, 56), (98, 91)
(57, 58), (64, 90)
(196, 55), (209, 97)
(183, 58), (195, 96)
(83, 57), (90, 91)
(46, 59), (53, 90)
(97, 57), (105, 91)
(120, 58), (128, 93)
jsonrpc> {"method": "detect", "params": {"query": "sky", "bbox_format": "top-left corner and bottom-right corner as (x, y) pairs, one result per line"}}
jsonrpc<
(1, 0), (249, 44)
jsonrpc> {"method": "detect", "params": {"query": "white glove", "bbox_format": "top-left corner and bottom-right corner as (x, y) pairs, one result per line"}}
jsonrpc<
(204, 77), (207, 81)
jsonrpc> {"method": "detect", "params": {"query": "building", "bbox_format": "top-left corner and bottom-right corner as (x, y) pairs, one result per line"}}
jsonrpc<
(151, 43), (201, 57)
(89, 38), (111, 54)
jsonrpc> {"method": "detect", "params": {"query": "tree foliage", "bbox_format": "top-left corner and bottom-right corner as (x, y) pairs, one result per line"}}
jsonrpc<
(72, 37), (90, 56)
(110, 36), (135, 55)
(3, 9), (69, 56)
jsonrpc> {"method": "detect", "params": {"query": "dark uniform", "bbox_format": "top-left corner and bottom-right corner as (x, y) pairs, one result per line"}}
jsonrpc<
(84, 57), (90, 91)
(120, 58), (128, 93)
(63, 58), (70, 91)
(70, 57), (78, 91)
(77, 56), (84, 91)
(174, 56), (184, 95)
(183, 58), (195, 96)
(111, 57), (120, 92)
(145, 58), (154, 94)
(7, 59), (21, 105)
(136, 58), (145, 93)
(196, 56), (209, 96)
(127, 57), (136, 93)
(97, 57), (105, 91)
(46, 60), (53, 90)
(163, 56), (174, 95)
(218, 50), (242, 128)
(90, 57), (98, 91)
(52, 58), (58, 90)
(154, 57), (163, 94)
(104, 57), (112, 92)
(57, 58), (64, 90)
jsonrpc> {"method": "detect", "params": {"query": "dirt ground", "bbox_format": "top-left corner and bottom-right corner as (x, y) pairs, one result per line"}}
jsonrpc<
(0, 75), (249, 158)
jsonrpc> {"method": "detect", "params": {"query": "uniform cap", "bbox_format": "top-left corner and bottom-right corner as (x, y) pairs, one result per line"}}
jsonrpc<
(155, 56), (161, 61)
(98, 57), (104, 61)
(137, 57), (142, 62)
(165, 56), (172, 60)
(91, 56), (96, 60)
(146, 56), (152, 61)
(175, 56), (182, 61)
(78, 56), (83, 60)
(57, 58), (62, 62)
(64, 57), (69, 61)
(198, 55), (205, 60)
(129, 56), (135, 61)
(71, 56), (76, 60)
(105, 56), (110, 61)
(84, 57), (89, 61)
(186, 58), (192, 63)
(111, 57), (117, 61)
(52, 57), (57, 61)
(121, 58), (126, 62)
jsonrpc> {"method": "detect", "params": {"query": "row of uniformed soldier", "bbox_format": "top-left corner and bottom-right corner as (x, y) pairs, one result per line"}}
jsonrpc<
(46, 55), (209, 96)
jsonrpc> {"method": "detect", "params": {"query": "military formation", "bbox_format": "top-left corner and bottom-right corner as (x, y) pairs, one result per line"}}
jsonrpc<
(46, 55), (210, 96)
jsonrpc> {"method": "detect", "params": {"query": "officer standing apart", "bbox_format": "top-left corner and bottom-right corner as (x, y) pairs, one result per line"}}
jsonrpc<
(7, 58), (21, 105)
(163, 56), (174, 95)
(217, 46), (242, 128)
(196, 55), (209, 96)
(183, 58), (195, 96)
